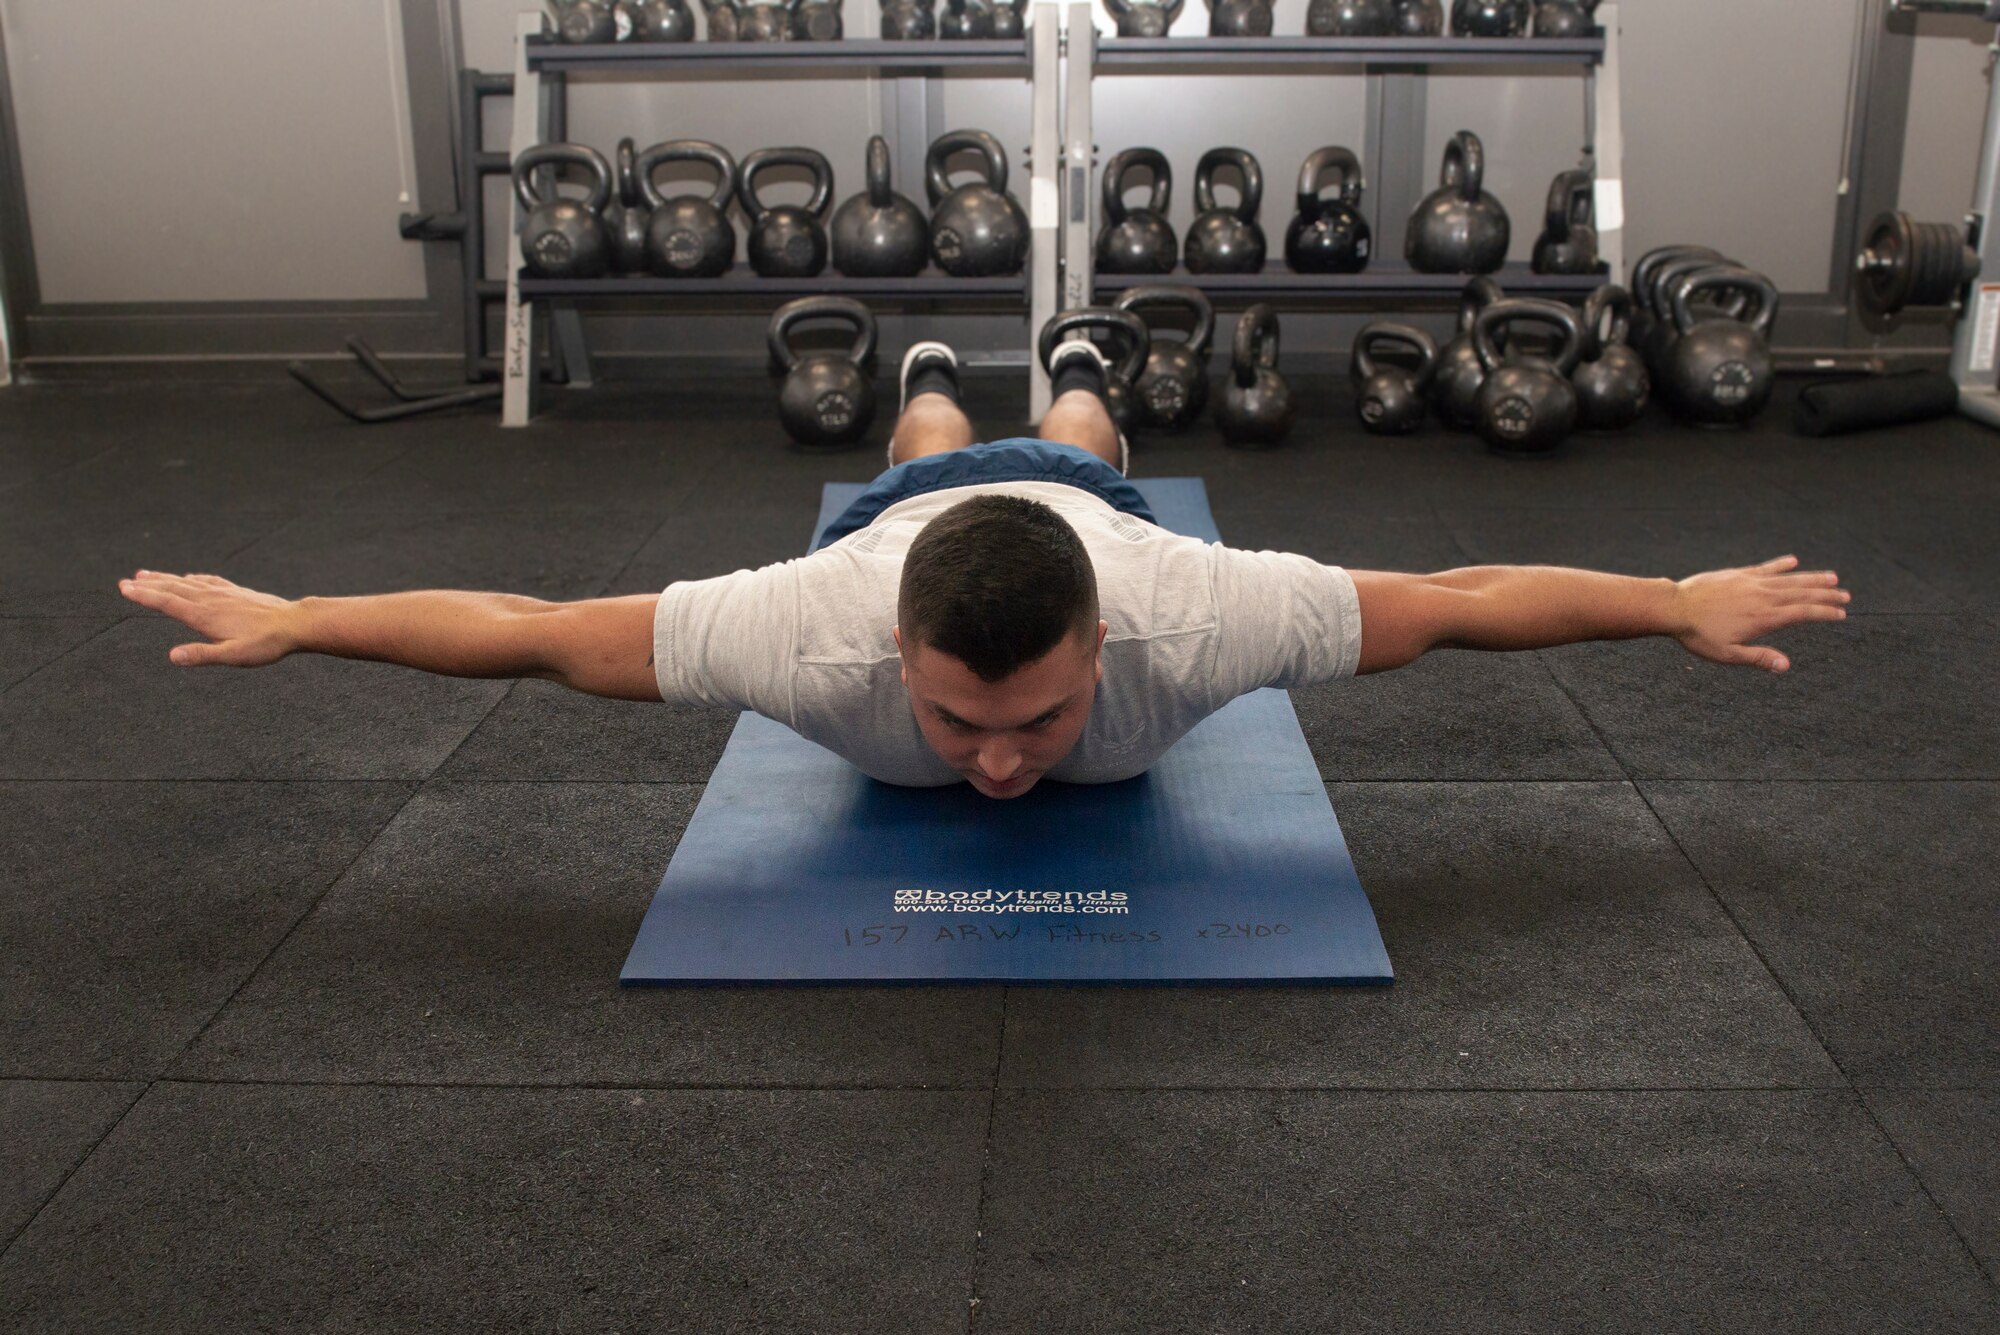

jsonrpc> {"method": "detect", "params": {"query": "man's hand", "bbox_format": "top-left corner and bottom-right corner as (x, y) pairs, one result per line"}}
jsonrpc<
(1672, 555), (1850, 674)
(118, 570), (302, 668)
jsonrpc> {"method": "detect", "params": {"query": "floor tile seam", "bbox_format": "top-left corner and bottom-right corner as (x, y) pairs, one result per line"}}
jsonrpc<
(0, 616), (141, 703)
(0, 1082), (147, 1266)
(0, 439), (127, 495)
(967, 991), (1009, 1335)
(85, 1077), (1862, 1096)
(1849, 1086), (2000, 1293)
(579, 502), (701, 601)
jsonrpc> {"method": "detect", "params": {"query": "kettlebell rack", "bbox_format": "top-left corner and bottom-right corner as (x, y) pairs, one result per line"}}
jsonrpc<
(497, 4), (1625, 426)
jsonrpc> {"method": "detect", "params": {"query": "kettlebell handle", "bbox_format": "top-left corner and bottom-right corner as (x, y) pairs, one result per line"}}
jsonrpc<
(1037, 307), (1151, 386)
(1112, 283), (1215, 357)
(768, 295), (878, 374)
(1103, 149), (1172, 228)
(1193, 147), (1263, 223)
(1543, 169), (1593, 240)
(633, 139), (739, 212)
(864, 135), (895, 210)
(1354, 322), (1440, 389)
(738, 147), (835, 221)
(1232, 303), (1281, 388)
(1295, 146), (1364, 213)
(1631, 245), (1720, 317)
(1457, 275), (1506, 334)
(926, 129), (1009, 206)
(512, 143), (613, 215)
(616, 138), (641, 210)
(1472, 297), (1585, 376)
(1580, 283), (1634, 360)
(1440, 130), (1485, 204)
(1670, 265), (1779, 338)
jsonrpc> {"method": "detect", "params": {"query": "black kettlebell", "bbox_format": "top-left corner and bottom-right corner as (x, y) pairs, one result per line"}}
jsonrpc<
(1531, 170), (1599, 275)
(1473, 297), (1585, 456)
(1104, 0), (1185, 35)
(1392, 0), (1444, 33)
(880, 0), (936, 36)
(1627, 244), (1722, 357)
(624, 0), (697, 39)
(1037, 308), (1151, 438)
(737, 0), (794, 39)
(1663, 266), (1779, 428)
(1641, 252), (1737, 377)
(927, 130), (1029, 277)
(1206, 0), (1275, 36)
(1308, 0), (1391, 34)
(513, 144), (614, 280)
(1097, 149), (1179, 276)
(1451, 0), (1527, 34)
(634, 140), (738, 278)
(770, 297), (877, 448)
(602, 139), (651, 275)
(1532, 0), (1594, 36)
(558, 0), (619, 42)
(1432, 275), (1504, 428)
(1217, 305), (1296, 449)
(1352, 324), (1439, 435)
(1285, 146), (1370, 274)
(1407, 130), (1510, 274)
(990, 0), (1026, 37)
(1572, 283), (1649, 431)
(739, 147), (833, 278)
(1185, 148), (1266, 274)
(832, 136), (928, 278)
(939, 0), (993, 36)
(700, 0), (739, 38)
(1113, 285), (1215, 431)
(791, 0), (842, 36)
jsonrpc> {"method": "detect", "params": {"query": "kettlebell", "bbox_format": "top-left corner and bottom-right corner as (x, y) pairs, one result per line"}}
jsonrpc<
(1308, 0), (1392, 35)
(1532, 0), (1595, 36)
(939, 0), (993, 36)
(990, 0), (1026, 37)
(558, 0), (619, 42)
(1531, 170), (1599, 275)
(1113, 285), (1215, 431)
(513, 144), (613, 280)
(769, 296), (878, 449)
(1185, 148), (1267, 274)
(1663, 265), (1779, 428)
(1473, 297), (1585, 456)
(737, 0), (794, 39)
(1451, 0), (1527, 35)
(1037, 308), (1151, 438)
(1392, 0), (1444, 33)
(1641, 252), (1738, 378)
(1407, 130), (1510, 274)
(738, 147), (833, 278)
(1103, 0), (1185, 36)
(1217, 305), (1296, 449)
(634, 139), (738, 278)
(602, 138), (651, 275)
(1206, 0), (1275, 37)
(1097, 149), (1179, 276)
(791, 0), (843, 37)
(1284, 146), (1371, 274)
(1572, 283), (1649, 431)
(1432, 275), (1505, 428)
(832, 135), (928, 278)
(1627, 244), (1722, 357)
(927, 129), (1029, 277)
(700, 0), (740, 38)
(624, 0), (697, 39)
(1352, 324), (1439, 435)
(880, 0), (936, 37)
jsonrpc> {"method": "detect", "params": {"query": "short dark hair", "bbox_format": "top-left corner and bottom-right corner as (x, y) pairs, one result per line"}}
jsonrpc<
(898, 495), (1100, 683)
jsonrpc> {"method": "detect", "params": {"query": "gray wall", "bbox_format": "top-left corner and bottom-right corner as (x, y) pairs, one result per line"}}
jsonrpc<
(1, 0), (1994, 358)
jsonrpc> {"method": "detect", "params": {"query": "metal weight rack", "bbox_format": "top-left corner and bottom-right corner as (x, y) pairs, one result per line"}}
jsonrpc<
(498, 4), (1627, 427)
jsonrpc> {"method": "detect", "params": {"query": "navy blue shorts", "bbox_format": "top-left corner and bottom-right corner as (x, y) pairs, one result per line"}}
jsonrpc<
(812, 438), (1156, 552)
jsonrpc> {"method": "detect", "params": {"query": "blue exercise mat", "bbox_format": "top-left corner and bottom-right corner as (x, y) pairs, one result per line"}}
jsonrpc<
(621, 477), (1393, 986)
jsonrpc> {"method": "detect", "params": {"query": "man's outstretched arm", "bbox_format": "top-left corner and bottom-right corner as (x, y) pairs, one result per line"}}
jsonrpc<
(1351, 555), (1851, 676)
(116, 570), (663, 702)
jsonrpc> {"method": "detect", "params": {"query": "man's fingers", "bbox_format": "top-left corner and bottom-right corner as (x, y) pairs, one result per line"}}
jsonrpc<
(1752, 555), (1800, 573)
(1720, 643), (1790, 672)
(170, 642), (214, 667)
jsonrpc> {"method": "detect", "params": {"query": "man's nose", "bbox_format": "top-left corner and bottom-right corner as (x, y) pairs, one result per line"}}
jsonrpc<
(976, 743), (1024, 782)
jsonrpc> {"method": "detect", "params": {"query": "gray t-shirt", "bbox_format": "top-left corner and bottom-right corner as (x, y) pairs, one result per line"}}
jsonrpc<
(651, 480), (1363, 786)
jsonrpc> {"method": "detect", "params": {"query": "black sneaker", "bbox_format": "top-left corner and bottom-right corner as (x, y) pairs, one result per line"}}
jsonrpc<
(899, 340), (960, 412)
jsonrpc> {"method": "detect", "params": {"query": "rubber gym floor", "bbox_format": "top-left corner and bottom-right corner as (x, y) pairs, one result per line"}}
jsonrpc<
(0, 370), (1995, 1332)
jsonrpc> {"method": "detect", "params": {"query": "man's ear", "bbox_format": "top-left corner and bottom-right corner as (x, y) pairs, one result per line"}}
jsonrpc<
(892, 625), (907, 687)
(1094, 620), (1107, 682)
